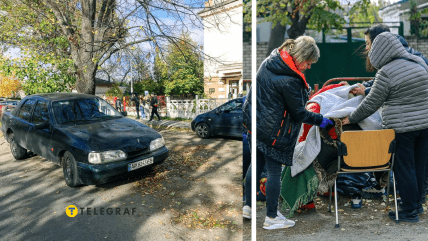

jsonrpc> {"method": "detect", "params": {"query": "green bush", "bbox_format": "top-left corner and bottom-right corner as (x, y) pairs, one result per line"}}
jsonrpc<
(105, 83), (122, 97)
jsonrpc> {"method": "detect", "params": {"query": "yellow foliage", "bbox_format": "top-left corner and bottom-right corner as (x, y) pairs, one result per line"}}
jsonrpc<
(0, 75), (21, 97)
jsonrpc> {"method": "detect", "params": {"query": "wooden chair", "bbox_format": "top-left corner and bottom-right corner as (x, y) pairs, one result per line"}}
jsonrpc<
(328, 129), (399, 227)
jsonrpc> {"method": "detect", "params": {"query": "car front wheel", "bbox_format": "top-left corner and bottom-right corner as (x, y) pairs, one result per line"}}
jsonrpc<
(63, 151), (82, 187)
(10, 133), (27, 160)
(196, 123), (211, 139)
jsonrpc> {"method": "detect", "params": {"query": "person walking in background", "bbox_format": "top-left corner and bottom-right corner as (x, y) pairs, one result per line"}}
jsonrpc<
(243, 36), (334, 230)
(149, 94), (161, 121)
(228, 92), (233, 99)
(131, 92), (140, 119)
(342, 32), (428, 222)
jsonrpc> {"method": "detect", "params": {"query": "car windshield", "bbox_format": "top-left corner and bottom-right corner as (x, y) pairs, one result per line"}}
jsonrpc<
(52, 98), (122, 124)
(219, 100), (242, 112)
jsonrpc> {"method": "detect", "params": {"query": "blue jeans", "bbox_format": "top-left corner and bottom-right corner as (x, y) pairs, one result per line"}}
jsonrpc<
(244, 148), (265, 208)
(393, 128), (428, 211)
(245, 148), (282, 218)
(140, 108), (145, 118)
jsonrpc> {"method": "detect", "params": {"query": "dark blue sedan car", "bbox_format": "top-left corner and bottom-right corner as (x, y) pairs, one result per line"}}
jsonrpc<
(191, 98), (243, 138)
(1, 93), (168, 187)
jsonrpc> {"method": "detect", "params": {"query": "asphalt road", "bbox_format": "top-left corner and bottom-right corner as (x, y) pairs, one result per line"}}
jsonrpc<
(243, 192), (428, 240)
(0, 128), (243, 241)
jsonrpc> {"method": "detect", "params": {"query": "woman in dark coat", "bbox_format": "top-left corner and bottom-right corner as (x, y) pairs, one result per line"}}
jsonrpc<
(243, 36), (334, 230)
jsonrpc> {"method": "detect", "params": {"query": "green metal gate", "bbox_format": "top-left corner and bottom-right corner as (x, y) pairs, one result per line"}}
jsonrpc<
(305, 22), (404, 88)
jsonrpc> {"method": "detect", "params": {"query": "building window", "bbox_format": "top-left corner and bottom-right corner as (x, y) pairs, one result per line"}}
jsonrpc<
(218, 88), (225, 92)
(209, 88), (215, 94)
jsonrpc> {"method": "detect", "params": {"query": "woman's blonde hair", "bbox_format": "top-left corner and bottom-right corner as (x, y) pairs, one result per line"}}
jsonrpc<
(279, 36), (320, 64)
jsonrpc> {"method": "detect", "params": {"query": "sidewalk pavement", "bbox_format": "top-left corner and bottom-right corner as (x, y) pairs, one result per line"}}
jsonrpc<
(128, 116), (192, 130)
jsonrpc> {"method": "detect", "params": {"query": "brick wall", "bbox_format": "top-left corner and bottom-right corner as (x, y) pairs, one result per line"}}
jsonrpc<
(243, 41), (251, 80)
(204, 76), (227, 98)
(404, 36), (428, 59)
(243, 41), (270, 81)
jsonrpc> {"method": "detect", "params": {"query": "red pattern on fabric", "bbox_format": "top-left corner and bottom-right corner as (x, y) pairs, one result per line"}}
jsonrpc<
(279, 49), (309, 90)
(298, 83), (346, 142)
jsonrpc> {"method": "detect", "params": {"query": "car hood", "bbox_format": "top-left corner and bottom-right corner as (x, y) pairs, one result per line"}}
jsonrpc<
(58, 118), (161, 152)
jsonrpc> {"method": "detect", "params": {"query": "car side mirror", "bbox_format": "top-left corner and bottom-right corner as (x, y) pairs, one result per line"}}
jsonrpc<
(35, 121), (49, 130)
(121, 111), (128, 116)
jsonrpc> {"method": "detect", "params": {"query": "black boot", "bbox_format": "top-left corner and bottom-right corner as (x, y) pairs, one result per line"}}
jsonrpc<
(388, 209), (419, 222)
(394, 201), (424, 214)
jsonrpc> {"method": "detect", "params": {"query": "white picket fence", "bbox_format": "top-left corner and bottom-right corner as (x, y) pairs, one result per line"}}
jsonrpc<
(124, 96), (231, 120)
(166, 96), (230, 119)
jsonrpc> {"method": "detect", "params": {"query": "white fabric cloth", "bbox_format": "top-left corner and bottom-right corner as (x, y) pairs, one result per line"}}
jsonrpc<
(290, 84), (383, 177)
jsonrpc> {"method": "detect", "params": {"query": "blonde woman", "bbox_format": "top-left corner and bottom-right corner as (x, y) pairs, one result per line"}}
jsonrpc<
(243, 36), (334, 229)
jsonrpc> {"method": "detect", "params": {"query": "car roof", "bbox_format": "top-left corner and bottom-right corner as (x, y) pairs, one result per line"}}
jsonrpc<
(29, 93), (98, 101)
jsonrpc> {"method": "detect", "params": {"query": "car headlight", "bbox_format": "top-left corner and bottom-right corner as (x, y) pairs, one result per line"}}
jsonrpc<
(150, 137), (165, 152)
(88, 150), (127, 164)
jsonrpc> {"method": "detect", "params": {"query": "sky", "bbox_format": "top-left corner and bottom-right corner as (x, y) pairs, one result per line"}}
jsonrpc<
(3, 0), (404, 73)
(4, 0), (205, 59)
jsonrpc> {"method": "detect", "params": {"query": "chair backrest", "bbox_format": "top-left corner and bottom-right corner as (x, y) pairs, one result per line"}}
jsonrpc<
(340, 129), (395, 167)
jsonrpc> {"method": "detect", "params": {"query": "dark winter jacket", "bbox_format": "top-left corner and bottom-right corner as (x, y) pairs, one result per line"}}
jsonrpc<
(349, 32), (428, 133)
(363, 34), (428, 95)
(243, 88), (252, 134)
(131, 94), (140, 106)
(150, 96), (158, 108)
(254, 48), (323, 165)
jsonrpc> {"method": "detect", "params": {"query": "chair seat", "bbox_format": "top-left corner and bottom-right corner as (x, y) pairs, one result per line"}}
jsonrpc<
(340, 164), (390, 172)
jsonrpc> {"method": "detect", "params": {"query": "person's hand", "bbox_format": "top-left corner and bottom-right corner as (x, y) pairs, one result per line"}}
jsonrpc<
(320, 118), (334, 130)
(341, 117), (350, 125)
(350, 83), (366, 96)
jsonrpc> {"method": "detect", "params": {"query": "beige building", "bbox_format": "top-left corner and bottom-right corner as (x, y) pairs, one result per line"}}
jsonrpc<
(198, 0), (245, 98)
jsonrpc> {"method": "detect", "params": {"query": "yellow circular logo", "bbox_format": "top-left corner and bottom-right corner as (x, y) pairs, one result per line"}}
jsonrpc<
(66, 205), (78, 217)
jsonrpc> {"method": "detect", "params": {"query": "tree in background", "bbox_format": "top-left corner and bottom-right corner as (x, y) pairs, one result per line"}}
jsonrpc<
(409, 0), (428, 38)
(105, 83), (123, 97)
(0, 74), (20, 97)
(163, 33), (204, 97)
(0, 0), (214, 95)
(244, 0), (372, 56)
(133, 78), (157, 96)
(0, 53), (76, 95)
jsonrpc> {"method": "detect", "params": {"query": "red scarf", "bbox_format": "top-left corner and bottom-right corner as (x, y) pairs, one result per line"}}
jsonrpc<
(279, 49), (309, 90)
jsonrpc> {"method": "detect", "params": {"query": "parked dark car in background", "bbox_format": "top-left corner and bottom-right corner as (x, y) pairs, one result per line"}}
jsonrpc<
(0, 100), (20, 118)
(191, 97), (243, 138)
(1, 93), (168, 187)
(0, 100), (20, 106)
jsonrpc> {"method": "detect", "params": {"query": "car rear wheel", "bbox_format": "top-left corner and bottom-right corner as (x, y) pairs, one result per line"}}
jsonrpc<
(63, 151), (82, 187)
(9, 133), (27, 160)
(196, 123), (210, 139)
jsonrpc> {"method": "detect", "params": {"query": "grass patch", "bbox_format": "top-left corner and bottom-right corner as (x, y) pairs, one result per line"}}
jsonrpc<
(172, 203), (239, 229)
(158, 116), (193, 122)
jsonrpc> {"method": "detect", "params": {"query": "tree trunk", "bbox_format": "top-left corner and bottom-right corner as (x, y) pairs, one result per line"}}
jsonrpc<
(76, 0), (97, 95)
(266, 24), (287, 57)
(75, 63), (97, 95)
(287, 22), (307, 40)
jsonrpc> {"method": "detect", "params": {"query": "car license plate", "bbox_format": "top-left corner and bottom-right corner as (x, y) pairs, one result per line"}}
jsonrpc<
(128, 157), (154, 171)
